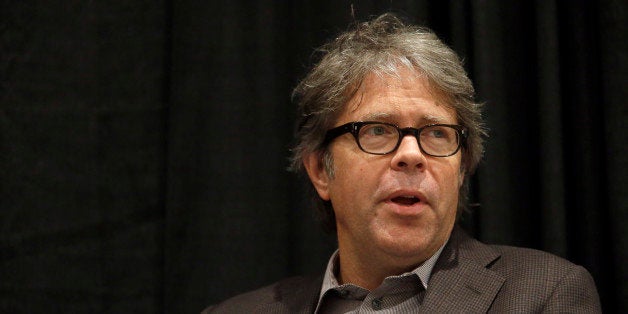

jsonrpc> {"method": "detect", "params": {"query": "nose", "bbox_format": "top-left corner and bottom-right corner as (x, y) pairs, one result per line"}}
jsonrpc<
(390, 135), (426, 171)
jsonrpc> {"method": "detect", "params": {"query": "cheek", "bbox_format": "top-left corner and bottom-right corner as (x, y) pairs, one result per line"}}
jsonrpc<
(332, 156), (383, 201)
(431, 159), (463, 200)
(328, 155), (362, 195)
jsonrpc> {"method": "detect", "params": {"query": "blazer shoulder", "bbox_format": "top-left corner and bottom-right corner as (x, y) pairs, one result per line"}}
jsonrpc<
(486, 244), (601, 312)
(447, 227), (594, 283)
(202, 275), (322, 314)
(202, 282), (277, 314)
(489, 244), (580, 274)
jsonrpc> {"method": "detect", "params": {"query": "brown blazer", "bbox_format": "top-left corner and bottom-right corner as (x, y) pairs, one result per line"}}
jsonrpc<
(204, 227), (602, 313)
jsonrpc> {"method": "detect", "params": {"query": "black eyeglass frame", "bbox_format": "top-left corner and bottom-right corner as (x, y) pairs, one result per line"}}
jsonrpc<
(323, 121), (468, 157)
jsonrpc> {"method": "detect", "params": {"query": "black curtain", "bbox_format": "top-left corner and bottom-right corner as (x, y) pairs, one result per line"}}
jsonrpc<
(1, 1), (625, 313)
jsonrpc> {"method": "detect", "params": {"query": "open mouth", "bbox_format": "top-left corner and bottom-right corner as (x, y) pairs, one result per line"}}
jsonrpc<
(391, 196), (421, 206)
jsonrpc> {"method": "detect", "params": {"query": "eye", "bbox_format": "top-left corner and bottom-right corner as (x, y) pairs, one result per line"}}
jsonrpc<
(430, 129), (445, 138)
(422, 126), (454, 141)
(362, 124), (394, 136)
(371, 125), (387, 135)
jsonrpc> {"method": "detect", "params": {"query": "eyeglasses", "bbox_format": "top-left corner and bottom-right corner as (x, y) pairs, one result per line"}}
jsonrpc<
(323, 121), (467, 157)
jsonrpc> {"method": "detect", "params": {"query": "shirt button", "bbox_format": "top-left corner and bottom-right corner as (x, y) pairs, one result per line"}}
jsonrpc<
(372, 298), (382, 310)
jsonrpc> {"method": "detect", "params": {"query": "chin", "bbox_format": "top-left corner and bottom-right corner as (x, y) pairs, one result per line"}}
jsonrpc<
(377, 232), (436, 259)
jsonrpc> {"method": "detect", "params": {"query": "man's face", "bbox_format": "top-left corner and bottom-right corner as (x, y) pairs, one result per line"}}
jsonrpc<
(305, 68), (463, 267)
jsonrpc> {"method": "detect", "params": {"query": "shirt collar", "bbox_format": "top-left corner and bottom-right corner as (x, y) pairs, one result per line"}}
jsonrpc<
(317, 241), (447, 309)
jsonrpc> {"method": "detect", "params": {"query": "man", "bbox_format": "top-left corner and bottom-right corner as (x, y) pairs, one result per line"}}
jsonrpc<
(204, 13), (601, 313)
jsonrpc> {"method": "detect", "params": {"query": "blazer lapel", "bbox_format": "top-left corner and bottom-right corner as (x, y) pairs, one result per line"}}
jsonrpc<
(421, 227), (505, 313)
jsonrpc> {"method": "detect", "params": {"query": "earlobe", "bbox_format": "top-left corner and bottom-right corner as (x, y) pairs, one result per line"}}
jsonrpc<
(303, 152), (331, 201)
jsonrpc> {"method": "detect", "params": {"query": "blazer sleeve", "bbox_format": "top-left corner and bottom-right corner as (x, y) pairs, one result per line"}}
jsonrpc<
(542, 265), (602, 313)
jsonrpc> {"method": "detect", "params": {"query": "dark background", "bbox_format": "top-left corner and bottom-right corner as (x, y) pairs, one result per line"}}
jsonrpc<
(1, 1), (626, 313)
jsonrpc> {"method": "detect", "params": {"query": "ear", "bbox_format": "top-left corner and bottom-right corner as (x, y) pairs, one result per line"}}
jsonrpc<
(303, 152), (331, 201)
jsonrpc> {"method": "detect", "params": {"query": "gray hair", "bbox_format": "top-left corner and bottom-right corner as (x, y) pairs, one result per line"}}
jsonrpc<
(290, 13), (487, 232)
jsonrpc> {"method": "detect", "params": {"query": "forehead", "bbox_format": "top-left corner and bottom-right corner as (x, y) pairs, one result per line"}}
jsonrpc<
(339, 68), (457, 124)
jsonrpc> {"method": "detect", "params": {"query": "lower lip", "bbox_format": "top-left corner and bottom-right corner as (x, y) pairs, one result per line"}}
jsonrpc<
(384, 201), (428, 217)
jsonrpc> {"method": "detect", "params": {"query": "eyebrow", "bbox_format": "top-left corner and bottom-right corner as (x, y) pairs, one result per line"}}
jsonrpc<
(422, 114), (448, 124)
(359, 112), (449, 124)
(360, 112), (393, 121)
